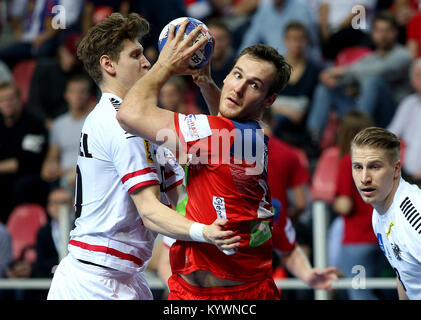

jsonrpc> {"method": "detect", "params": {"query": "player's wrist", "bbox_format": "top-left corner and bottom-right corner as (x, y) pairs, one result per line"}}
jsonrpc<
(189, 222), (206, 242)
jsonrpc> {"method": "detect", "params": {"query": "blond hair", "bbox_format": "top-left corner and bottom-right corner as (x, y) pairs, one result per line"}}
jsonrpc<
(77, 13), (149, 85)
(351, 127), (400, 163)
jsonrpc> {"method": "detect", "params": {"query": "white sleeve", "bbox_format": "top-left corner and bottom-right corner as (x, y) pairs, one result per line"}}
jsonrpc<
(156, 147), (185, 191)
(162, 235), (176, 248)
(110, 132), (160, 194)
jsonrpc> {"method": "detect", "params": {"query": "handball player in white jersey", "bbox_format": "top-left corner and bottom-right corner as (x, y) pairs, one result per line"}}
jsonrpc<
(351, 127), (421, 300)
(47, 13), (240, 300)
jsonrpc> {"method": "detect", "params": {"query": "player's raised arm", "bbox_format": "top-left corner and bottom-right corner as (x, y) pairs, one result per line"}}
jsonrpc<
(117, 20), (208, 150)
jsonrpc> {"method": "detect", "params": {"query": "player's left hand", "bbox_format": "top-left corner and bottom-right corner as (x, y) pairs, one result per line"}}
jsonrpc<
(306, 266), (338, 290)
(203, 218), (241, 253)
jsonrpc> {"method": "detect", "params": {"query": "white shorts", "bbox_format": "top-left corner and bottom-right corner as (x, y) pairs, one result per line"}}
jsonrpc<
(47, 254), (153, 300)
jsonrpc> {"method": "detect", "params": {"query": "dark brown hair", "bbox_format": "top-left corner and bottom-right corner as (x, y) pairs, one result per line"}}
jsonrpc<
(77, 12), (149, 85)
(236, 44), (292, 96)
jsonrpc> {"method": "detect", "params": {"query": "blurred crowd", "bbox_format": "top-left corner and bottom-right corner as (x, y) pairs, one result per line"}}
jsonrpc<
(1, 0), (421, 300)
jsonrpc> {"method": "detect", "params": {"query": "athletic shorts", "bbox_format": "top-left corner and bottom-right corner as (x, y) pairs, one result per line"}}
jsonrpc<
(47, 254), (153, 300)
(167, 273), (280, 300)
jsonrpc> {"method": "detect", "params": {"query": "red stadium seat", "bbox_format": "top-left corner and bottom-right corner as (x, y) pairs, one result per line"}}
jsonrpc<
(334, 46), (373, 67)
(6, 203), (47, 260)
(311, 146), (341, 203)
(12, 59), (36, 106)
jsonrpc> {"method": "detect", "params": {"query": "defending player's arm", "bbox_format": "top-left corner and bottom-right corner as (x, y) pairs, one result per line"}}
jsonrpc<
(130, 184), (240, 251)
(191, 61), (221, 116)
(397, 277), (409, 300)
(281, 246), (338, 290)
(117, 20), (208, 150)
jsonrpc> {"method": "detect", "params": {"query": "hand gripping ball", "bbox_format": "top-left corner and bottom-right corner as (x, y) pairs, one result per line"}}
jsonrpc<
(158, 17), (214, 69)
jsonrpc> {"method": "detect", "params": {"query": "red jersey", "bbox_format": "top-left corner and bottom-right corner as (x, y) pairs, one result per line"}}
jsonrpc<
(268, 136), (308, 252)
(335, 153), (377, 244)
(170, 113), (274, 281)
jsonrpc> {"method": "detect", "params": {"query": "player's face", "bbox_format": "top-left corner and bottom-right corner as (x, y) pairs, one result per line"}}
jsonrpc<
(219, 54), (276, 121)
(351, 146), (401, 209)
(114, 39), (151, 90)
(0, 86), (22, 118)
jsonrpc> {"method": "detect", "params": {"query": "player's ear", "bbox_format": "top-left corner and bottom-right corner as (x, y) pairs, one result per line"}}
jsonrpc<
(394, 160), (402, 179)
(263, 93), (277, 108)
(100, 55), (116, 76)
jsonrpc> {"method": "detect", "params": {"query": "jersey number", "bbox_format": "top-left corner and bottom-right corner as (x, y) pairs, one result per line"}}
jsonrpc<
(79, 133), (92, 158)
(75, 165), (82, 219)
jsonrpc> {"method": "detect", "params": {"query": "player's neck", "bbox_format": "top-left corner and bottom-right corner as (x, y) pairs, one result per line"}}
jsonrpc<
(100, 83), (126, 100)
(374, 177), (401, 215)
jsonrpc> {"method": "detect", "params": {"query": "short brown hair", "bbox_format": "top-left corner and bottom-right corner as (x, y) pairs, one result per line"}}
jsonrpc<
(284, 21), (309, 39)
(372, 10), (398, 30)
(351, 127), (400, 163)
(236, 44), (292, 96)
(0, 82), (21, 98)
(77, 13), (150, 85)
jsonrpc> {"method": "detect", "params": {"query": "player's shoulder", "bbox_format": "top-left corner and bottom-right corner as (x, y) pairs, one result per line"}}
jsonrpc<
(395, 179), (421, 237)
(84, 94), (127, 135)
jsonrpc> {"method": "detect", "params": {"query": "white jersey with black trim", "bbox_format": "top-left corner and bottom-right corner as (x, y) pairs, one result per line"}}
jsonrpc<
(69, 93), (181, 274)
(372, 178), (421, 299)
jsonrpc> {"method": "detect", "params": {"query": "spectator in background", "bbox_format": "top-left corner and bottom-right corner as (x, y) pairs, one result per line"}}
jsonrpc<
(82, 0), (129, 34)
(317, 0), (376, 60)
(307, 11), (412, 144)
(388, 58), (421, 184)
(0, 60), (12, 83)
(128, 0), (187, 63)
(0, 0), (84, 69)
(0, 222), (13, 278)
(28, 32), (94, 130)
(406, 11), (421, 58)
(0, 82), (48, 224)
(33, 187), (73, 279)
(388, 0), (419, 45)
(41, 74), (92, 190)
(271, 21), (322, 149)
(210, 0), (258, 51)
(238, 0), (320, 62)
(160, 76), (200, 115)
(184, 0), (213, 21)
(195, 19), (236, 113)
(333, 110), (389, 300)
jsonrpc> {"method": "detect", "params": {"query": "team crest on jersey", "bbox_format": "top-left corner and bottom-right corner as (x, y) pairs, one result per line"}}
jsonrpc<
(391, 243), (402, 260)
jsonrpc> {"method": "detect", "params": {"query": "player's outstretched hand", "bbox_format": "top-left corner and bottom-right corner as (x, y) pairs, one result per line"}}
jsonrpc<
(202, 218), (241, 253)
(306, 266), (339, 290)
(157, 19), (208, 76)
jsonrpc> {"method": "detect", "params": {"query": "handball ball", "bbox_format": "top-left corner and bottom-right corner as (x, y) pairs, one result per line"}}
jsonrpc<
(158, 17), (214, 69)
